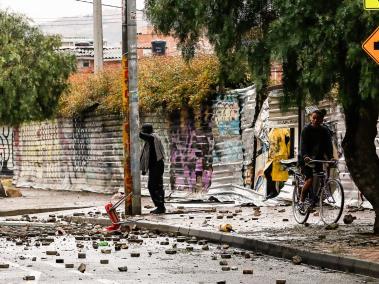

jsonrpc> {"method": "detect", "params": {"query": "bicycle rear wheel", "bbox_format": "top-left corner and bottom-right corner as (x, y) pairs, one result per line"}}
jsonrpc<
(292, 178), (310, 224)
(320, 179), (344, 224)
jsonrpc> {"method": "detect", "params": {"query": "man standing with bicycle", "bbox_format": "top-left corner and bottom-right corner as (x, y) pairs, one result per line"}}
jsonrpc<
(298, 109), (334, 213)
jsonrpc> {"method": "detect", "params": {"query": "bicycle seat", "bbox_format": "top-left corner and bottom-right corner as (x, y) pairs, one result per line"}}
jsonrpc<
(280, 158), (298, 168)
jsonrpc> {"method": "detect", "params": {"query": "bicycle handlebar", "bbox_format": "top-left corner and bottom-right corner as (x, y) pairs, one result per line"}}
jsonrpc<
(306, 159), (337, 165)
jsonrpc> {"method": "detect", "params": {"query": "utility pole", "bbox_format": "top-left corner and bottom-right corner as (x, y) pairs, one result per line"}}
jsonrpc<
(122, 0), (141, 215)
(93, 0), (103, 72)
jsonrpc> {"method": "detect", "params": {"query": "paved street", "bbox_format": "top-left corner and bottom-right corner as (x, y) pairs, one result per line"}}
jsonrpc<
(0, 220), (378, 284)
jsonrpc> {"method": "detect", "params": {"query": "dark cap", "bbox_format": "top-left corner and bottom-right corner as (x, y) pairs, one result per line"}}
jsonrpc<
(141, 123), (153, 134)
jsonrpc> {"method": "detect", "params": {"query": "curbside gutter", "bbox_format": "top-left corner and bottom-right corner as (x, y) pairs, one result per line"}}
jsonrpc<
(66, 216), (379, 279)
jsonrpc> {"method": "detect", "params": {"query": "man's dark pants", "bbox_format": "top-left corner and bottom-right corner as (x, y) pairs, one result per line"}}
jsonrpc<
(148, 160), (165, 209)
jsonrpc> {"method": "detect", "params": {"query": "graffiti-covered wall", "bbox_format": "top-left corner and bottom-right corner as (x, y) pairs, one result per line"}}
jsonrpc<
(11, 85), (377, 198)
(13, 115), (124, 193)
(0, 126), (14, 174)
(210, 92), (244, 187)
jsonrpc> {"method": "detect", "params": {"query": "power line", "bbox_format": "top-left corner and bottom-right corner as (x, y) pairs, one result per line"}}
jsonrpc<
(34, 14), (145, 24)
(75, 0), (121, 9)
(36, 20), (148, 27)
(74, 0), (144, 11)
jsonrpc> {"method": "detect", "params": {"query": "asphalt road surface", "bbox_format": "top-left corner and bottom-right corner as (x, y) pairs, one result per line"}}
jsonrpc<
(0, 228), (377, 284)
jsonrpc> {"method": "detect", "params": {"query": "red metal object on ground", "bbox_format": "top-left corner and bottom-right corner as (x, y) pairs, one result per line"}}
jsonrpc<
(104, 194), (128, 232)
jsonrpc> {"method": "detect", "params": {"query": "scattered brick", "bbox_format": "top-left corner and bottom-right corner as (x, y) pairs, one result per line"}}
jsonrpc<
(118, 266), (128, 272)
(165, 249), (177, 255)
(219, 260), (228, 266)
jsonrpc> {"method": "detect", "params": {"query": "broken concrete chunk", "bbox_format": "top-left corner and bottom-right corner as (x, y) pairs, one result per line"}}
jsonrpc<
(130, 252), (140, 257)
(343, 214), (356, 224)
(292, 255), (302, 265)
(165, 249), (177, 255)
(78, 263), (86, 273)
(219, 260), (228, 266)
(176, 236), (186, 242)
(202, 245), (209, 251)
(78, 253), (86, 259)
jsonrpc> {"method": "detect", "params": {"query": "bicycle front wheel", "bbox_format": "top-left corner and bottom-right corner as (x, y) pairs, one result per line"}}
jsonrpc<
(320, 179), (344, 224)
(292, 178), (310, 224)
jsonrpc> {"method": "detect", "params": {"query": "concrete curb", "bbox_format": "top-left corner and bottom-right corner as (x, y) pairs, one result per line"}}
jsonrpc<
(0, 206), (94, 217)
(66, 216), (379, 279)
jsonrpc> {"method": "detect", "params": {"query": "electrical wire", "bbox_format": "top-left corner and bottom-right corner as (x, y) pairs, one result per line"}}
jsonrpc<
(74, 0), (145, 11)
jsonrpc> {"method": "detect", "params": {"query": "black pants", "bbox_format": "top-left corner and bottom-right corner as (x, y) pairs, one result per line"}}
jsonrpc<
(148, 160), (165, 209)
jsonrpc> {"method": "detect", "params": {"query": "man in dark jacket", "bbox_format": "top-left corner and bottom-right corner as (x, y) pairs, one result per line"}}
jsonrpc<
(299, 110), (333, 210)
(139, 124), (166, 214)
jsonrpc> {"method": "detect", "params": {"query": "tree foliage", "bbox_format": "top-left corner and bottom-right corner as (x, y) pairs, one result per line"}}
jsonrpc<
(270, 0), (379, 107)
(145, 0), (269, 89)
(0, 11), (76, 125)
(138, 55), (220, 112)
(58, 66), (121, 117)
(58, 55), (220, 117)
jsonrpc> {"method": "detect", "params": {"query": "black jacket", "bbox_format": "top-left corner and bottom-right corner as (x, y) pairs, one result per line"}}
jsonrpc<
(300, 123), (333, 161)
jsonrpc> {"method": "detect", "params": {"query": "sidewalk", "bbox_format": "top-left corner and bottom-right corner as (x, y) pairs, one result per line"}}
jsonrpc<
(0, 187), (112, 216)
(128, 204), (379, 263)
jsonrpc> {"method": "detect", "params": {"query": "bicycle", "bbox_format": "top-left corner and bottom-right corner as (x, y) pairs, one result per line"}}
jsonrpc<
(280, 158), (344, 225)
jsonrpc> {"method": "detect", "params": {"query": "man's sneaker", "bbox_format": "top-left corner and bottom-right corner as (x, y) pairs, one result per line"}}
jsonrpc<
(150, 207), (166, 214)
(297, 202), (307, 215)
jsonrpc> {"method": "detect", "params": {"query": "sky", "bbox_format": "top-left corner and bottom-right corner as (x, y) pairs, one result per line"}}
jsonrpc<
(0, 0), (144, 21)
(0, 0), (146, 45)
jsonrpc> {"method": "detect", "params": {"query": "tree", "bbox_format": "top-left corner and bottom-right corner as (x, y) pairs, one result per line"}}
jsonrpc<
(270, 0), (379, 233)
(0, 11), (76, 125)
(58, 55), (220, 116)
(145, 0), (379, 233)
